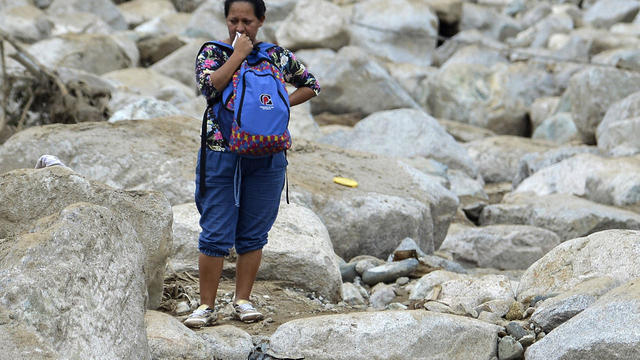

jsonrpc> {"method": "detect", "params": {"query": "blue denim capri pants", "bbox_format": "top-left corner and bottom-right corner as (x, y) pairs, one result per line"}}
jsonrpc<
(195, 149), (287, 257)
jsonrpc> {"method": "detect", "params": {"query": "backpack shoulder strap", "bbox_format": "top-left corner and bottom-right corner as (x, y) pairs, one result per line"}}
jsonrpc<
(197, 40), (233, 57)
(254, 42), (277, 59)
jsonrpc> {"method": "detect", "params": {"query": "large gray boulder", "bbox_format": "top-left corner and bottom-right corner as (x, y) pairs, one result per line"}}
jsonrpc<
(532, 112), (581, 144)
(0, 202), (151, 359)
(261, 202), (343, 302)
(433, 29), (507, 67)
(597, 91), (640, 155)
(597, 117), (640, 156)
(150, 38), (207, 89)
(183, 0), (226, 39)
(0, 166), (172, 309)
(513, 153), (640, 207)
(275, 0), (349, 50)
(145, 311), (211, 360)
(103, 68), (196, 106)
(508, 12), (574, 48)
(428, 62), (557, 136)
(583, 0), (640, 29)
(386, 63), (438, 109)
(0, 117), (199, 206)
(145, 311), (253, 360)
(348, 0), (438, 67)
(460, 2), (521, 41)
(268, 310), (501, 360)
(512, 145), (602, 187)
(517, 230), (640, 301)
(49, 12), (112, 36)
(526, 278), (640, 360)
(319, 108), (478, 177)
(304, 192), (432, 261)
(108, 98), (187, 122)
(530, 277), (620, 333)
(479, 193), (640, 242)
(298, 46), (420, 116)
(146, 311), (253, 360)
(46, 0), (127, 30)
(27, 34), (133, 75)
(117, 0), (176, 28)
(134, 12), (192, 37)
(560, 66), (640, 143)
(288, 140), (458, 260)
(0, 5), (52, 43)
(170, 202), (342, 302)
(440, 223), (561, 270)
(464, 135), (556, 183)
(198, 325), (254, 360)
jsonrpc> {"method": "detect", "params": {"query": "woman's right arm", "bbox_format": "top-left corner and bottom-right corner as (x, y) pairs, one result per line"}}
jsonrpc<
(195, 36), (254, 98)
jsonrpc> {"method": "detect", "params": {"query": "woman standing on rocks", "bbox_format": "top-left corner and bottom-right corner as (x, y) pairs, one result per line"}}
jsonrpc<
(185, 0), (320, 328)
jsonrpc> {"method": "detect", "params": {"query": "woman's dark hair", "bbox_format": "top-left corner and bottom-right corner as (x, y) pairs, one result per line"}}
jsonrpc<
(224, 0), (266, 19)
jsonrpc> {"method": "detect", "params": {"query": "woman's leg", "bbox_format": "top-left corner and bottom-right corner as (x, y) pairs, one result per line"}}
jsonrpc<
(234, 249), (262, 301)
(198, 254), (224, 307)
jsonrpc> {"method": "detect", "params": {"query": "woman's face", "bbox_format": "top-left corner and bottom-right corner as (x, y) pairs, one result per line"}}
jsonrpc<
(226, 1), (264, 44)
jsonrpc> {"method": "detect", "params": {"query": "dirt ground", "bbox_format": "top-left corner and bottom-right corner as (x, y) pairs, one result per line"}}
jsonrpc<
(159, 272), (365, 337)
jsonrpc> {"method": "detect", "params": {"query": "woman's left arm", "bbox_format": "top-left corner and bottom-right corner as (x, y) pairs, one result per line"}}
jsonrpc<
(273, 47), (321, 106)
(289, 87), (316, 106)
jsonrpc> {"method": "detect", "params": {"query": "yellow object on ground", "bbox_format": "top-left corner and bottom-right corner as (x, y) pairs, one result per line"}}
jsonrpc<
(333, 177), (358, 188)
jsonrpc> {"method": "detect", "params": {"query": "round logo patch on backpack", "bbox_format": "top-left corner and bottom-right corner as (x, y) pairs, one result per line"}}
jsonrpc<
(259, 93), (273, 110)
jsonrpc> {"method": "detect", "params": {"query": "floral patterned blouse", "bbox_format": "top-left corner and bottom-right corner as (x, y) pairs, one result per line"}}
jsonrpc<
(195, 42), (321, 151)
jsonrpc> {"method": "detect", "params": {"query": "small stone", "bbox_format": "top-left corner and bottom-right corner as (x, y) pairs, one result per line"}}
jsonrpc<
(387, 237), (427, 261)
(498, 335), (524, 360)
(342, 283), (367, 306)
(478, 311), (503, 325)
(355, 282), (370, 300)
(174, 301), (191, 315)
(387, 302), (408, 310)
(475, 299), (512, 318)
(536, 331), (546, 340)
(340, 262), (358, 283)
(361, 258), (419, 285)
(424, 301), (452, 314)
(396, 276), (410, 286)
(518, 334), (535, 348)
(419, 254), (468, 274)
(355, 260), (378, 274)
(505, 301), (524, 321)
(394, 286), (409, 297)
(505, 322), (528, 341)
(369, 285), (396, 309)
(351, 256), (385, 274)
(529, 294), (556, 307)
(523, 307), (535, 318)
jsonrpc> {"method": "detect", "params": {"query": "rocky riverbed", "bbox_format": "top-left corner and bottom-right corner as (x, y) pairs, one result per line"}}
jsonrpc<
(2, 0), (640, 359)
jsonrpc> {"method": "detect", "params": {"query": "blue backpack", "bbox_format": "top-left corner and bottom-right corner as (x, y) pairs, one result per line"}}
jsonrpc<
(206, 41), (291, 157)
